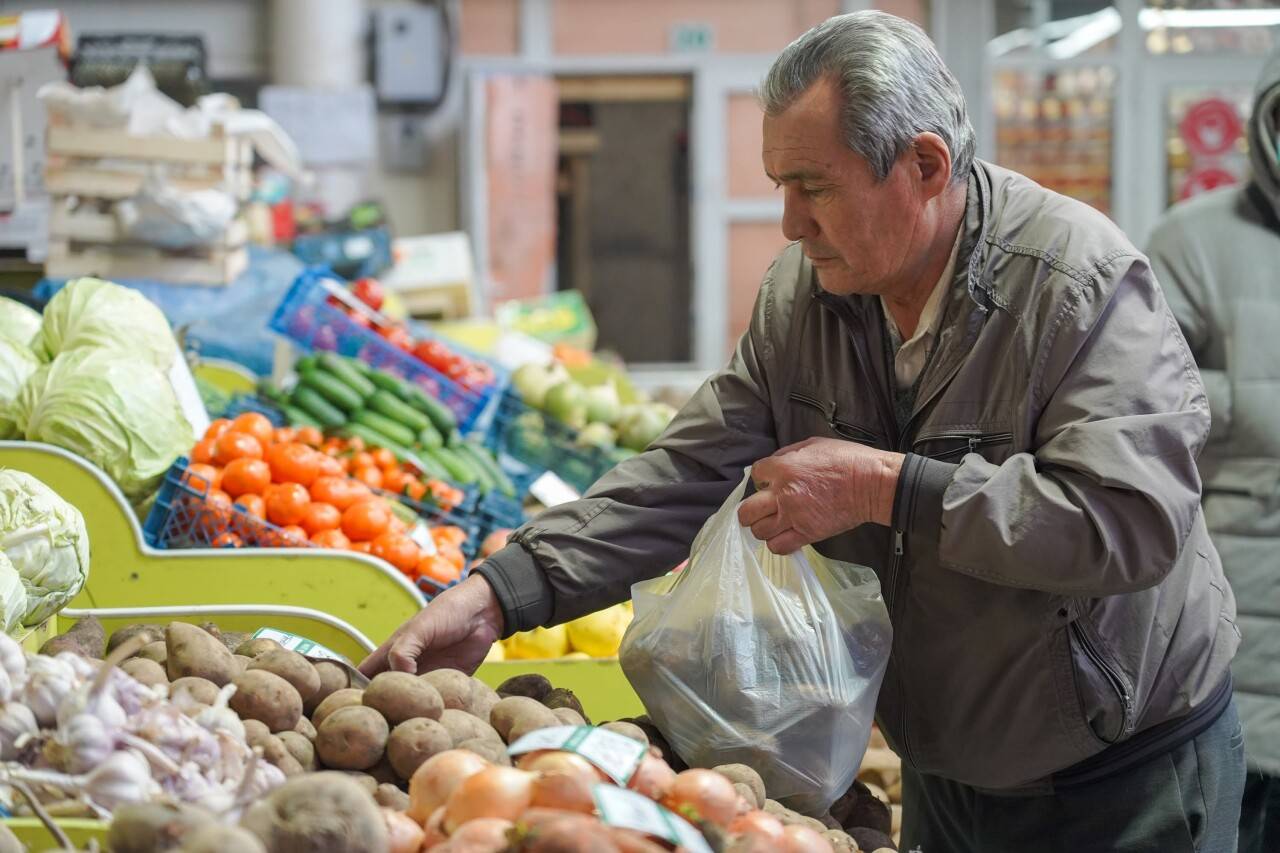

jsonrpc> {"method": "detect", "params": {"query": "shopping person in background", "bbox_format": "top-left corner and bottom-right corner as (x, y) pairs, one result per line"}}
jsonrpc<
(364, 12), (1243, 850)
(1146, 49), (1280, 853)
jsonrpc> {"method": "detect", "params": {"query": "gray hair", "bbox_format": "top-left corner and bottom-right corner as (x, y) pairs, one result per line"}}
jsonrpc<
(760, 11), (975, 184)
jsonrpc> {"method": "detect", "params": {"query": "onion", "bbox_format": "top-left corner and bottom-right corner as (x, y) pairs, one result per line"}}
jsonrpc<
(443, 767), (535, 833)
(517, 750), (607, 785)
(626, 754), (676, 800)
(778, 825), (835, 852)
(381, 807), (425, 853)
(445, 816), (514, 850)
(728, 809), (784, 842)
(407, 749), (490, 824)
(421, 806), (447, 848)
(660, 768), (738, 828)
(530, 771), (596, 814)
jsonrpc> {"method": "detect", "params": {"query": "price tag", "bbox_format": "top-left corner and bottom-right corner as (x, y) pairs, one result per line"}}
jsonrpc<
(252, 628), (348, 663)
(529, 471), (579, 507)
(507, 725), (648, 785)
(408, 522), (437, 555)
(592, 784), (712, 853)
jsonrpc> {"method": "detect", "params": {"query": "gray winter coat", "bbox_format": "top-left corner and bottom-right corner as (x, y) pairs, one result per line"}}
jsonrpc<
(1147, 51), (1280, 776)
(480, 159), (1240, 790)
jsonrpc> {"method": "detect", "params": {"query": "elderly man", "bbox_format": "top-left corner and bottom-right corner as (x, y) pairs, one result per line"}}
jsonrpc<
(1147, 50), (1280, 853)
(364, 12), (1243, 849)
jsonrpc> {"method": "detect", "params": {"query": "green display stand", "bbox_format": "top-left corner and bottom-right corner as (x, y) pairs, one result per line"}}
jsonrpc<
(0, 441), (425, 653)
(476, 659), (644, 721)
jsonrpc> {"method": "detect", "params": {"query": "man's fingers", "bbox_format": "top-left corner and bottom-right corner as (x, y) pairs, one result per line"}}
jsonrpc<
(388, 628), (429, 674)
(767, 529), (807, 555)
(357, 641), (390, 677)
(738, 489), (777, 527)
(750, 512), (789, 542)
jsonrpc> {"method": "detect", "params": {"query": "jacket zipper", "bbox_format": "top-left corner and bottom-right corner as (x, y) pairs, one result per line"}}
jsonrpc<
(788, 391), (882, 445)
(912, 431), (1014, 461)
(1070, 620), (1131, 739)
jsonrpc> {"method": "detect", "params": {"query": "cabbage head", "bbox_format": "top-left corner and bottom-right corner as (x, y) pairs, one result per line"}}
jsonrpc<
(36, 277), (176, 369)
(15, 349), (193, 503)
(0, 297), (41, 347)
(0, 336), (39, 439)
(0, 553), (29, 634)
(0, 469), (88, 626)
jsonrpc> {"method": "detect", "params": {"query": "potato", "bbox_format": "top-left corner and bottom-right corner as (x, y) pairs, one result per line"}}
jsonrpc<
(229, 669), (303, 733)
(714, 764), (766, 811)
(508, 715), (563, 744)
(468, 677), (501, 719)
(278, 731), (317, 772)
(601, 721), (648, 746)
(233, 655), (253, 674)
(847, 828), (895, 852)
(543, 687), (588, 721)
(242, 719), (271, 747)
(306, 661), (351, 715)
(136, 641), (168, 664)
(552, 708), (587, 727)
(439, 708), (502, 746)
(235, 638), (282, 658)
(107, 623), (163, 654)
(294, 716), (317, 741)
(457, 737), (512, 766)
(386, 718), (452, 780)
(198, 622), (223, 641)
(419, 669), (473, 711)
(496, 673), (553, 702)
(178, 824), (267, 853)
(107, 801), (215, 853)
(166, 622), (239, 686)
(262, 735), (304, 777)
(764, 799), (827, 833)
(369, 756), (399, 786)
(170, 677), (219, 706)
(733, 783), (759, 810)
(339, 771), (378, 796)
(375, 783), (410, 810)
(822, 829), (859, 853)
(490, 696), (558, 741)
(241, 772), (388, 853)
(316, 705), (389, 770)
(361, 672), (443, 726)
(120, 658), (167, 688)
(248, 649), (321, 702)
(39, 616), (104, 659)
(216, 630), (249, 654)
(311, 688), (364, 728)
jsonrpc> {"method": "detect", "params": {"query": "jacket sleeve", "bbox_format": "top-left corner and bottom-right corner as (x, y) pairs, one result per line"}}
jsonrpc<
(905, 258), (1210, 597)
(475, 268), (785, 634)
(1146, 219), (1232, 442)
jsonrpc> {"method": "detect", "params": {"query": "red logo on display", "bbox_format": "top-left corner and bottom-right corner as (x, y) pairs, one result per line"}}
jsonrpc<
(1179, 166), (1238, 201)
(1179, 98), (1243, 157)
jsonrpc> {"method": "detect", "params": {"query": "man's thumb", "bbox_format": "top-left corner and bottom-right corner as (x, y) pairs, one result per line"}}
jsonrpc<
(388, 622), (430, 673)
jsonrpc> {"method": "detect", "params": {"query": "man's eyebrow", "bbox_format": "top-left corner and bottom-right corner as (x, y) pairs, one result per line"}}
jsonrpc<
(765, 169), (829, 184)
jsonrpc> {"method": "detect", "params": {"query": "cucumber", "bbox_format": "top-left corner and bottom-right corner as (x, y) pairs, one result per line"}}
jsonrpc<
(457, 441), (516, 498)
(452, 444), (496, 494)
(290, 386), (347, 429)
(295, 354), (319, 375)
(417, 423), (444, 450)
(410, 449), (451, 482)
(426, 447), (478, 485)
(368, 370), (412, 398)
(351, 409), (418, 447)
(404, 385), (457, 434)
(386, 498), (418, 526)
(318, 352), (376, 399)
(345, 356), (375, 379)
(281, 404), (323, 431)
(299, 370), (364, 414)
(367, 389), (431, 432)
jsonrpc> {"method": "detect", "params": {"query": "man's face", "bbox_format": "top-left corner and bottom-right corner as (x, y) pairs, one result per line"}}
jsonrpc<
(762, 76), (929, 297)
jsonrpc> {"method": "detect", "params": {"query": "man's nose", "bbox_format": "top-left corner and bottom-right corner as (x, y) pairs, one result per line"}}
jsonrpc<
(781, 188), (815, 242)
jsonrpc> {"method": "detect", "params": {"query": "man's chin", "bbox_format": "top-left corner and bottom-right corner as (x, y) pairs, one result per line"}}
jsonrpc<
(814, 268), (868, 297)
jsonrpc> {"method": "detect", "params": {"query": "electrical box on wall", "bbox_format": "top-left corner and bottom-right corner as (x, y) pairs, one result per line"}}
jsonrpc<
(373, 3), (445, 105)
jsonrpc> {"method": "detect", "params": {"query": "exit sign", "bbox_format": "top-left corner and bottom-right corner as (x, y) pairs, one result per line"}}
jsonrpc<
(670, 22), (715, 53)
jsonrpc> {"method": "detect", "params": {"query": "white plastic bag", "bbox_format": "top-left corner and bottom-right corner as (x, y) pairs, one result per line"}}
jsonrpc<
(619, 470), (891, 815)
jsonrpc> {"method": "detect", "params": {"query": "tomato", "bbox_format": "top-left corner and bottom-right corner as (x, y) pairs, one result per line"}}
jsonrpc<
(190, 438), (217, 466)
(379, 325), (413, 351)
(273, 426), (297, 445)
(197, 490), (234, 541)
(382, 469), (409, 494)
(265, 483), (310, 527)
(221, 458), (271, 498)
(371, 448), (396, 470)
(310, 476), (354, 510)
(301, 502), (342, 536)
(279, 525), (309, 547)
(404, 479), (427, 502)
(184, 463), (221, 494)
(204, 418), (233, 441)
(341, 499), (392, 542)
(353, 465), (384, 490)
(351, 451), (375, 471)
(350, 541), (373, 554)
(416, 554), (461, 586)
(413, 340), (452, 371)
(370, 533), (421, 574)
(233, 493), (266, 519)
(352, 277), (384, 311)
(266, 442), (321, 487)
(316, 454), (345, 478)
(213, 432), (264, 466)
(295, 426), (324, 448)
(230, 412), (274, 449)
(311, 528), (351, 550)
(347, 310), (372, 329)
(211, 532), (243, 549)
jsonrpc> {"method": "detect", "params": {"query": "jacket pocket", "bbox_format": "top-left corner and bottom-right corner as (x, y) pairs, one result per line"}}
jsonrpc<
(787, 391), (882, 446)
(1067, 616), (1134, 745)
(911, 430), (1013, 462)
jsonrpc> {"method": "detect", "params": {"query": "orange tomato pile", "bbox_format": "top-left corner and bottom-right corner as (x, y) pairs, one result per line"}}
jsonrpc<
(183, 412), (468, 586)
(315, 435), (468, 512)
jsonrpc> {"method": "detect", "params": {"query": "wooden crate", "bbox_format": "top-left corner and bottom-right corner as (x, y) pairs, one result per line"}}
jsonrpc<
(43, 124), (253, 285)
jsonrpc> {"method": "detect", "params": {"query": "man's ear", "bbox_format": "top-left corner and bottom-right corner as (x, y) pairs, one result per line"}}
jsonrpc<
(912, 132), (953, 200)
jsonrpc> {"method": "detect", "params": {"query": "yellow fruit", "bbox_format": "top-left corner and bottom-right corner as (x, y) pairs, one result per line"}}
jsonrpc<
(484, 642), (506, 662)
(565, 604), (632, 658)
(504, 624), (571, 660)
(562, 652), (591, 660)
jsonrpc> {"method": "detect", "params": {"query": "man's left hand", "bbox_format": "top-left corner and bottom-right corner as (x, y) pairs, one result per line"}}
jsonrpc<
(737, 438), (904, 554)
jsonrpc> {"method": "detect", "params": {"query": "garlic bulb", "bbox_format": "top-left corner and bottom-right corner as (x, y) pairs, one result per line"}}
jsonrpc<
(0, 702), (37, 760)
(55, 652), (97, 680)
(0, 634), (26, 687)
(54, 713), (114, 774)
(195, 685), (244, 742)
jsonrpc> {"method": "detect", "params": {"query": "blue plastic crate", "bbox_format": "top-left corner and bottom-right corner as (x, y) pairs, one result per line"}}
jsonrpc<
(475, 490), (526, 537)
(488, 388), (618, 494)
(268, 269), (506, 434)
(144, 457), (315, 550)
(290, 227), (392, 280)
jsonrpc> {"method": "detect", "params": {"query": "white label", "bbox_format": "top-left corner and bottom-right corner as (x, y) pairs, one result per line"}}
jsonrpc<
(507, 725), (647, 785)
(252, 628), (348, 663)
(529, 471), (579, 508)
(408, 522), (437, 555)
(592, 784), (712, 853)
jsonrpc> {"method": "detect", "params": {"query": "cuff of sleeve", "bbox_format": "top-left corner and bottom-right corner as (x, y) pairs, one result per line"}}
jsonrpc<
(890, 453), (960, 544)
(473, 543), (555, 636)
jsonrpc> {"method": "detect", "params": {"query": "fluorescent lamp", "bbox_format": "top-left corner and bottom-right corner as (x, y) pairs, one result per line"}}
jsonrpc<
(1139, 8), (1280, 29)
(1047, 8), (1123, 58)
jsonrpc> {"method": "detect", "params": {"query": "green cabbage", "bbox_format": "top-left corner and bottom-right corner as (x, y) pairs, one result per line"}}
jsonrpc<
(15, 349), (193, 503)
(0, 470), (88, 626)
(36, 277), (176, 368)
(0, 553), (29, 634)
(0, 298), (41, 347)
(0, 336), (39, 439)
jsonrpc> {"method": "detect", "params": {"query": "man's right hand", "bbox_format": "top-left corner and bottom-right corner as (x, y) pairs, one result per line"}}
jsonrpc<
(358, 574), (505, 677)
